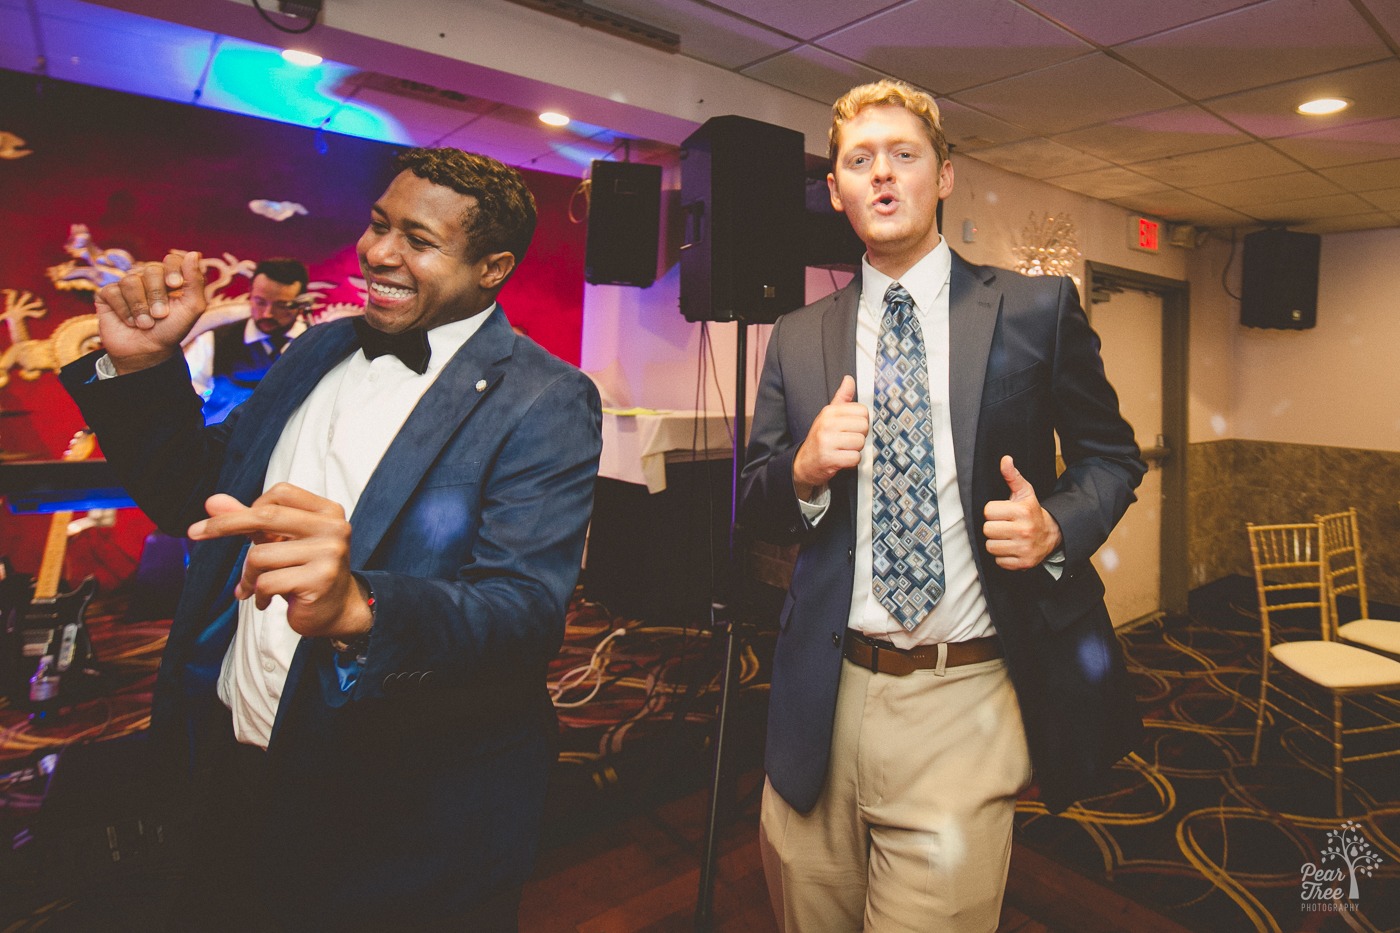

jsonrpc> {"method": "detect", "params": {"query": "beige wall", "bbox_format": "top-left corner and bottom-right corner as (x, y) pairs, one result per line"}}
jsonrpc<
(1232, 227), (1400, 452)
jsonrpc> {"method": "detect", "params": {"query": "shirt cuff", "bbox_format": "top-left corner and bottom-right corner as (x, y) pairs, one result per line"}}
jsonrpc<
(1043, 547), (1066, 580)
(797, 487), (831, 528)
(94, 354), (119, 380)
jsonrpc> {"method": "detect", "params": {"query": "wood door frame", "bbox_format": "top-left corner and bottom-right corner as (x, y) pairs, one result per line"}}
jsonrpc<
(1085, 261), (1189, 618)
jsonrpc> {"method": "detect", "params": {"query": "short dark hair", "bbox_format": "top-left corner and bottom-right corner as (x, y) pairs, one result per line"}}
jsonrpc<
(392, 148), (538, 272)
(254, 257), (309, 294)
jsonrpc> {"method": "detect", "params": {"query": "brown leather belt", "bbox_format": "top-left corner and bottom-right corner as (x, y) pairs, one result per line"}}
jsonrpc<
(843, 630), (1002, 676)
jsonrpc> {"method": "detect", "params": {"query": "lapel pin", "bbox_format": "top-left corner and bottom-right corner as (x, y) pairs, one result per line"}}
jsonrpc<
(475, 379), (487, 392)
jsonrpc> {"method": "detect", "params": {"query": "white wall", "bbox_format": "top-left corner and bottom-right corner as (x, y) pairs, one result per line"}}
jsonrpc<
(1228, 227), (1400, 452)
(1185, 236), (1241, 444)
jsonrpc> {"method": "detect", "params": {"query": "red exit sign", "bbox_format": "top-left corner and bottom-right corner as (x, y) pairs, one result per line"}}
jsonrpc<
(1128, 215), (1162, 253)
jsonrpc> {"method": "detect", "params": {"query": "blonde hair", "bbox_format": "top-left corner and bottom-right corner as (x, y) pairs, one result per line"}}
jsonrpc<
(828, 80), (950, 168)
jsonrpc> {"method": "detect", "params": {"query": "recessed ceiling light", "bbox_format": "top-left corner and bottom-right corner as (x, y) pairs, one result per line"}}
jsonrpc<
(539, 111), (571, 127)
(281, 49), (323, 67)
(1296, 97), (1350, 115)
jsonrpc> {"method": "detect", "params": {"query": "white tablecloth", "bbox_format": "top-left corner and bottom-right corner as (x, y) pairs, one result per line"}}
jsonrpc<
(598, 409), (737, 493)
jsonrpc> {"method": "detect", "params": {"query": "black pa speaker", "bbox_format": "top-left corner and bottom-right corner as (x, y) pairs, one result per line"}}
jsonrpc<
(585, 160), (662, 287)
(1241, 229), (1321, 329)
(679, 116), (805, 324)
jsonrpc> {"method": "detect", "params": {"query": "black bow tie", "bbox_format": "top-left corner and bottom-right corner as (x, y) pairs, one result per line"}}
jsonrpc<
(352, 317), (431, 374)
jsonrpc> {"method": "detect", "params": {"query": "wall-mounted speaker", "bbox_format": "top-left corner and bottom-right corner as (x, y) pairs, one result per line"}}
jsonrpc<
(585, 160), (662, 287)
(1241, 229), (1321, 329)
(679, 115), (805, 324)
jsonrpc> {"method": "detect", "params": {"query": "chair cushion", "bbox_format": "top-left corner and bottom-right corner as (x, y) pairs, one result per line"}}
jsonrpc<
(1272, 640), (1400, 690)
(1338, 618), (1400, 658)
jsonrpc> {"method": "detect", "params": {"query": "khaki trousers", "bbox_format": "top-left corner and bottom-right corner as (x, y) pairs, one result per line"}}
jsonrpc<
(760, 656), (1032, 933)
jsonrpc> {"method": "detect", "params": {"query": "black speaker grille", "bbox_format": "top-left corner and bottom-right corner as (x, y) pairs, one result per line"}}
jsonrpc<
(1241, 229), (1321, 330)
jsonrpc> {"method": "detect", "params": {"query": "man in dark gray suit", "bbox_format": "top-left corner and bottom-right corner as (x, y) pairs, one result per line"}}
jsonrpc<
(740, 80), (1145, 932)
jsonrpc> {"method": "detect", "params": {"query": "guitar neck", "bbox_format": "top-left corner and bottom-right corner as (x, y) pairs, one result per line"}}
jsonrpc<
(33, 511), (73, 602)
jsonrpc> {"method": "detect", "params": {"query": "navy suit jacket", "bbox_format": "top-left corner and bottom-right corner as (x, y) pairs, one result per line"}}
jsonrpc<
(739, 254), (1145, 814)
(62, 307), (602, 927)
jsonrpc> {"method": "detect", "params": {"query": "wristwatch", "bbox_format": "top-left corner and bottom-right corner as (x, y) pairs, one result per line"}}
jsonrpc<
(330, 576), (375, 663)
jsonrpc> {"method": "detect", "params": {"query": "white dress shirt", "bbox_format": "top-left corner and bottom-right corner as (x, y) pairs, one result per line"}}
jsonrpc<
(802, 240), (995, 649)
(184, 317), (309, 399)
(215, 308), (493, 748)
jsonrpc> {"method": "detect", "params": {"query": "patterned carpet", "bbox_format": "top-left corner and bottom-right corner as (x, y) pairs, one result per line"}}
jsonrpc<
(1012, 577), (1400, 933)
(2, 579), (1396, 932)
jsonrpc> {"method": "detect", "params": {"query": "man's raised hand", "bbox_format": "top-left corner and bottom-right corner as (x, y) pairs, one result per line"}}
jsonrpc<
(792, 374), (869, 501)
(983, 455), (1063, 570)
(94, 250), (207, 375)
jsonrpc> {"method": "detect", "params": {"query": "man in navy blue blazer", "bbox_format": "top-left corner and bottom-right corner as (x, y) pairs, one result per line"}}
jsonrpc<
(62, 149), (601, 931)
(740, 82), (1144, 932)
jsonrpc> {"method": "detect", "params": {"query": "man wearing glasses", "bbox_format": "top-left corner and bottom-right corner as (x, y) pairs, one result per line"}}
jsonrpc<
(185, 257), (310, 422)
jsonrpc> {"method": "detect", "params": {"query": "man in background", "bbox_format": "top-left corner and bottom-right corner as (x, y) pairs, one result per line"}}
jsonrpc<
(740, 80), (1145, 932)
(184, 257), (309, 422)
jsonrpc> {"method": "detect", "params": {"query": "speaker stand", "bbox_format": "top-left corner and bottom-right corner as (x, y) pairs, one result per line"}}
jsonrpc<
(694, 319), (757, 931)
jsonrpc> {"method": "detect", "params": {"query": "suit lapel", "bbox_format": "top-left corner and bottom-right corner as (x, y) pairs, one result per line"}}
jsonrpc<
(821, 273), (861, 405)
(222, 320), (360, 501)
(272, 309), (514, 737)
(821, 274), (861, 530)
(947, 253), (1000, 526)
(347, 307), (514, 569)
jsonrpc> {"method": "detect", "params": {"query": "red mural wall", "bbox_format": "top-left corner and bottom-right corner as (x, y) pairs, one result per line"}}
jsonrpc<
(0, 69), (586, 591)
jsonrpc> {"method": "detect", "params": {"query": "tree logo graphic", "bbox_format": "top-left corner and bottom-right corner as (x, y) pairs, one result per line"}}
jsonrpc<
(1300, 821), (1384, 911)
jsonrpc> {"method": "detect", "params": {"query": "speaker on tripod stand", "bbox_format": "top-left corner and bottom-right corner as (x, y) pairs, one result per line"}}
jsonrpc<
(679, 114), (805, 928)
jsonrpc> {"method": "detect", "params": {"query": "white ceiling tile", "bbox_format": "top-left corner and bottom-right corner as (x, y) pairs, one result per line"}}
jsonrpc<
(967, 136), (1114, 178)
(1205, 60), (1400, 139)
(1052, 104), (1248, 164)
(1164, 204), (1257, 227)
(1189, 171), (1345, 209)
(1016, 0), (1255, 46)
(0, 6), (36, 74)
(1129, 142), (1302, 187)
(818, 0), (1090, 94)
(936, 99), (1034, 151)
(1044, 166), (1173, 199)
(740, 45), (887, 106)
(701, 0), (906, 42)
(1271, 117), (1400, 169)
(1114, 0), (1391, 99)
(1109, 188), (1248, 223)
(1291, 211), (1399, 234)
(1355, 0), (1400, 46)
(1246, 192), (1377, 221)
(1319, 157), (1400, 192)
(953, 53), (1183, 135)
(1360, 188), (1400, 211)
(589, 0), (796, 69)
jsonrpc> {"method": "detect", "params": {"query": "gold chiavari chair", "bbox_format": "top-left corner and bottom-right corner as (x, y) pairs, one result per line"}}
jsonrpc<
(1317, 508), (1400, 659)
(1248, 521), (1400, 816)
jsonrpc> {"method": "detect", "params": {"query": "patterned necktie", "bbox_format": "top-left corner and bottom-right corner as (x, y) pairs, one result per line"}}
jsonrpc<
(871, 282), (945, 630)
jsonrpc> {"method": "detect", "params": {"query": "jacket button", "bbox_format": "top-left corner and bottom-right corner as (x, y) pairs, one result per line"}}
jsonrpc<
(847, 548), (854, 563)
(832, 633), (840, 646)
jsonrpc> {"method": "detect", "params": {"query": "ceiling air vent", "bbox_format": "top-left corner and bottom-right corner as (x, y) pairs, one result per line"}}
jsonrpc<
(502, 0), (680, 53)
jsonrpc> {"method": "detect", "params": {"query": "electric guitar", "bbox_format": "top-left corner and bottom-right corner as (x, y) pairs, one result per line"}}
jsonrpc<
(3, 429), (102, 718)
